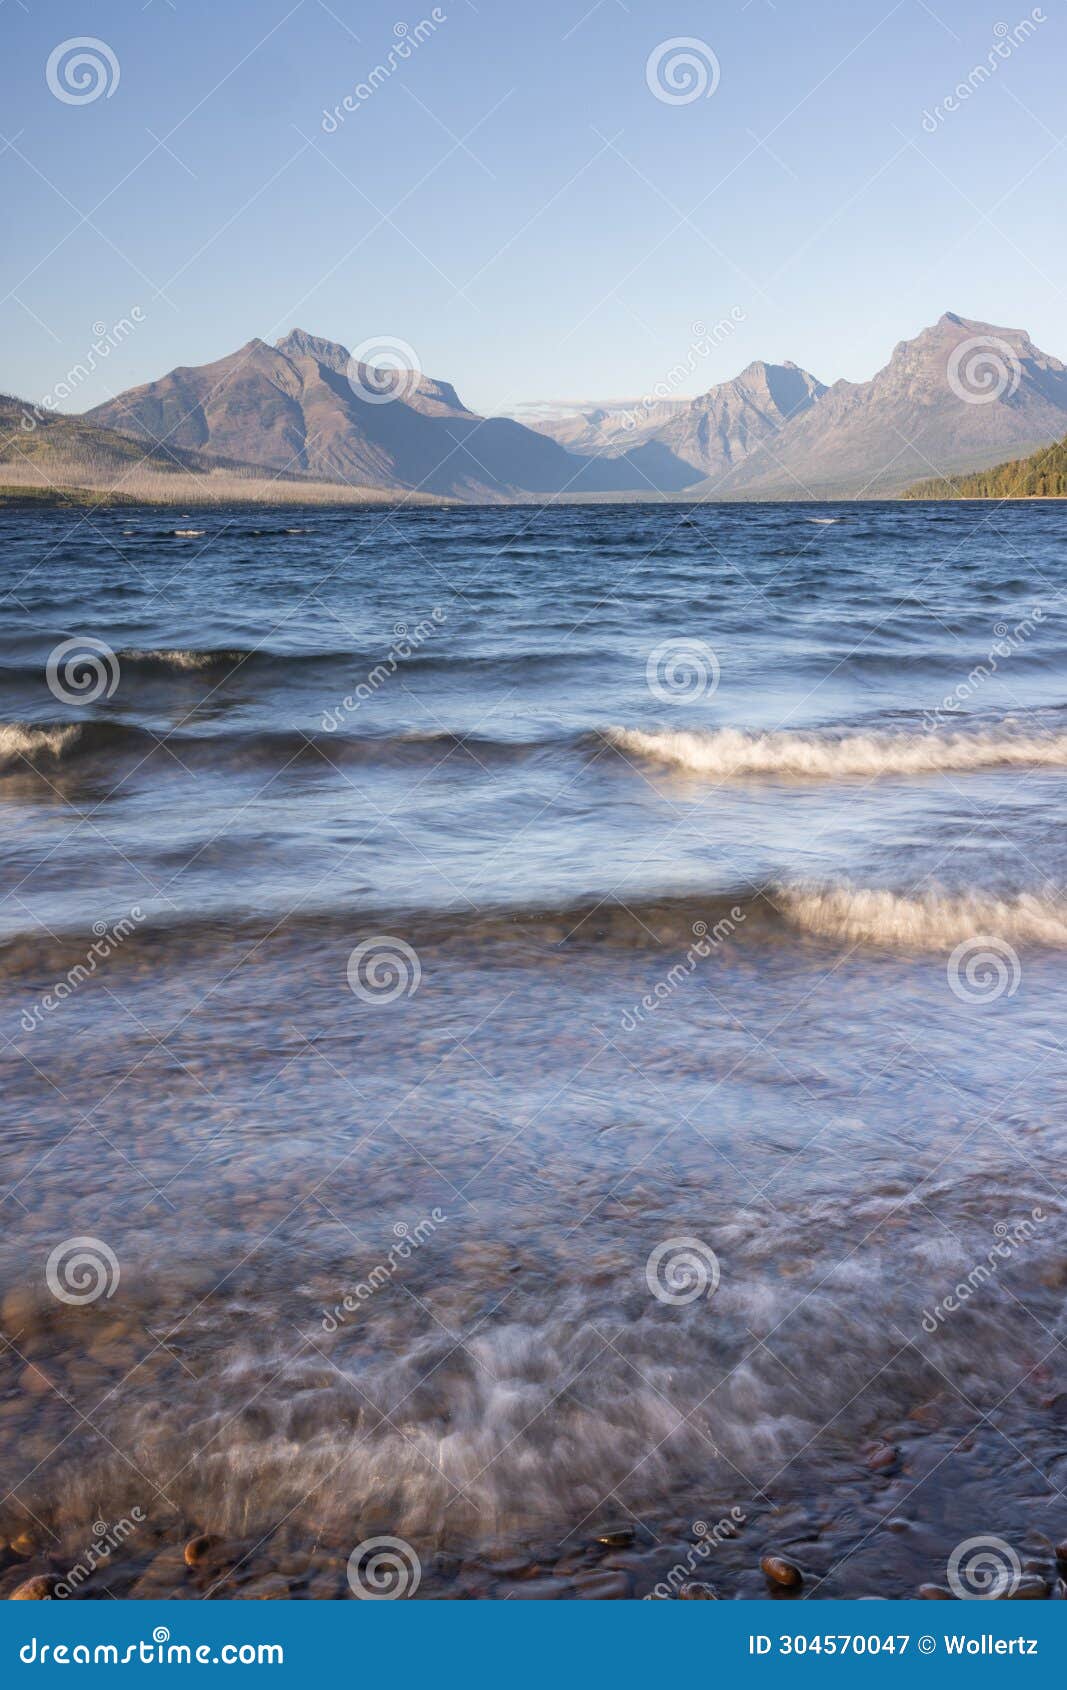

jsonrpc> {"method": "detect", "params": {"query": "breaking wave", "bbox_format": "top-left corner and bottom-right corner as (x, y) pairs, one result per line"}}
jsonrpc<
(604, 724), (1067, 780)
(776, 885), (1067, 951)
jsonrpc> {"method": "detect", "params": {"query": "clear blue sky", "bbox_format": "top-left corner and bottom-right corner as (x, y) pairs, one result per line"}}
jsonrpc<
(2, 0), (1064, 417)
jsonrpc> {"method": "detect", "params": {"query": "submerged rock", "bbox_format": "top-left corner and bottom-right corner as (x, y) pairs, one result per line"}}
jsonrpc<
(10, 1575), (58, 1600)
(760, 1552), (803, 1590)
(184, 1534), (224, 1568)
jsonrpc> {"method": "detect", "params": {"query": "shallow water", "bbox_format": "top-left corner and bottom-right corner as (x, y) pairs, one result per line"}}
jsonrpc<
(1, 500), (1066, 1599)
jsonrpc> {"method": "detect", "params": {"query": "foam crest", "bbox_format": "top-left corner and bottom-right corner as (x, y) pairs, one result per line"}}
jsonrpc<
(0, 722), (82, 764)
(606, 724), (1067, 780)
(778, 884), (1067, 950)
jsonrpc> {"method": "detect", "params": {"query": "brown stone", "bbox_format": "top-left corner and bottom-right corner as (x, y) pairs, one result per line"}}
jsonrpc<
(184, 1534), (224, 1568)
(760, 1552), (803, 1589)
(10, 1575), (58, 1600)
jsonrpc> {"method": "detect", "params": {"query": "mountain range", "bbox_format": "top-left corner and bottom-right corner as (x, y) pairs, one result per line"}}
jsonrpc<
(46, 312), (1067, 502)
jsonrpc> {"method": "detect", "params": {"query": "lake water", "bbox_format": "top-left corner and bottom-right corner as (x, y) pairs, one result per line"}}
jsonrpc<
(2, 499), (1066, 1599)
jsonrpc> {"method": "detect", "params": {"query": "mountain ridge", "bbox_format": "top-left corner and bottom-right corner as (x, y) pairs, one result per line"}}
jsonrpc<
(76, 312), (1067, 502)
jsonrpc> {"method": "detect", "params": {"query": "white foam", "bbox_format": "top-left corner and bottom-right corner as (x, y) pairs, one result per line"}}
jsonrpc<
(607, 724), (1067, 780)
(0, 723), (81, 764)
(776, 884), (1067, 950)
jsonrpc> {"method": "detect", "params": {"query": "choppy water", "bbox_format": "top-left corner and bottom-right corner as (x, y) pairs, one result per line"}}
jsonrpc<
(2, 500), (1067, 1600)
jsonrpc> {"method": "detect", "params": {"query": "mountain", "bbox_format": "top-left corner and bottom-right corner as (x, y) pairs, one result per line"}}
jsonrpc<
(509, 396), (692, 454)
(74, 314), (1067, 502)
(84, 330), (698, 501)
(696, 314), (1067, 499)
(520, 361), (826, 480)
(514, 317), (1067, 499)
(0, 392), (445, 508)
(907, 433), (1067, 500)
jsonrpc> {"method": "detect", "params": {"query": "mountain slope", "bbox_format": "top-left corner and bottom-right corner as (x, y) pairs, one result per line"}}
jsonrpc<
(0, 392), (444, 507)
(698, 314), (1067, 498)
(85, 331), (699, 500)
(520, 360), (826, 479)
(906, 433), (1067, 499)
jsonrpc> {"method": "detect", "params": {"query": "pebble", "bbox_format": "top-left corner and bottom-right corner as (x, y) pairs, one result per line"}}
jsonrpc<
(998, 1574), (1049, 1600)
(594, 1526), (635, 1549)
(760, 1553), (803, 1590)
(184, 1534), (224, 1568)
(866, 1444), (898, 1473)
(1055, 1540), (1067, 1564)
(18, 1365), (53, 1397)
(571, 1569), (633, 1599)
(918, 1583), (953, 1599)
(678, 1581), (718, 1599)
(10, 1575), (58, 1600)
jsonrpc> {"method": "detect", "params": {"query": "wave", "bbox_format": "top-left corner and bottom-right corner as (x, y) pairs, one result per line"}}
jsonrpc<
(0, 717), (563, 773)
(0, 720), (154, 768)
(604, 724), (1067, 780)
(116, 647), (256, 674)
(0, 722), (85, 765)
(6, 882), (1067, 983)
(776, 885), (1067, 951)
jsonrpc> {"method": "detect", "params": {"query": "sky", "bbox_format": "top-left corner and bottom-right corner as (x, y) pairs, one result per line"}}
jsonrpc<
(2, 0), (1064, 418)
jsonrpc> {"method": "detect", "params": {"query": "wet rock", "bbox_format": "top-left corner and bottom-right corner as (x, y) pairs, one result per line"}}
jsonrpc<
(1055, 1539), (1067, 1564)
(760, 1553), (803, 1590)
(572, 1569), (633, 1599)
(9, 1534), (36, 1560)
(678, 1580), (718, 1599)
(594, 1526), (635, 1549)
(184, 1534), (224, 1568)
(18, 1365), (53, 1397)
(997, 1574), (1049, 1600)
(918, 1583), (953, 1599)
(1, 1287), (41, 1332)
(129, 1547), (194, 1599)
(493, 1576), (569, 1599)
(10, 1575), (58, 1600)
(866, 1444), (898, 1473)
